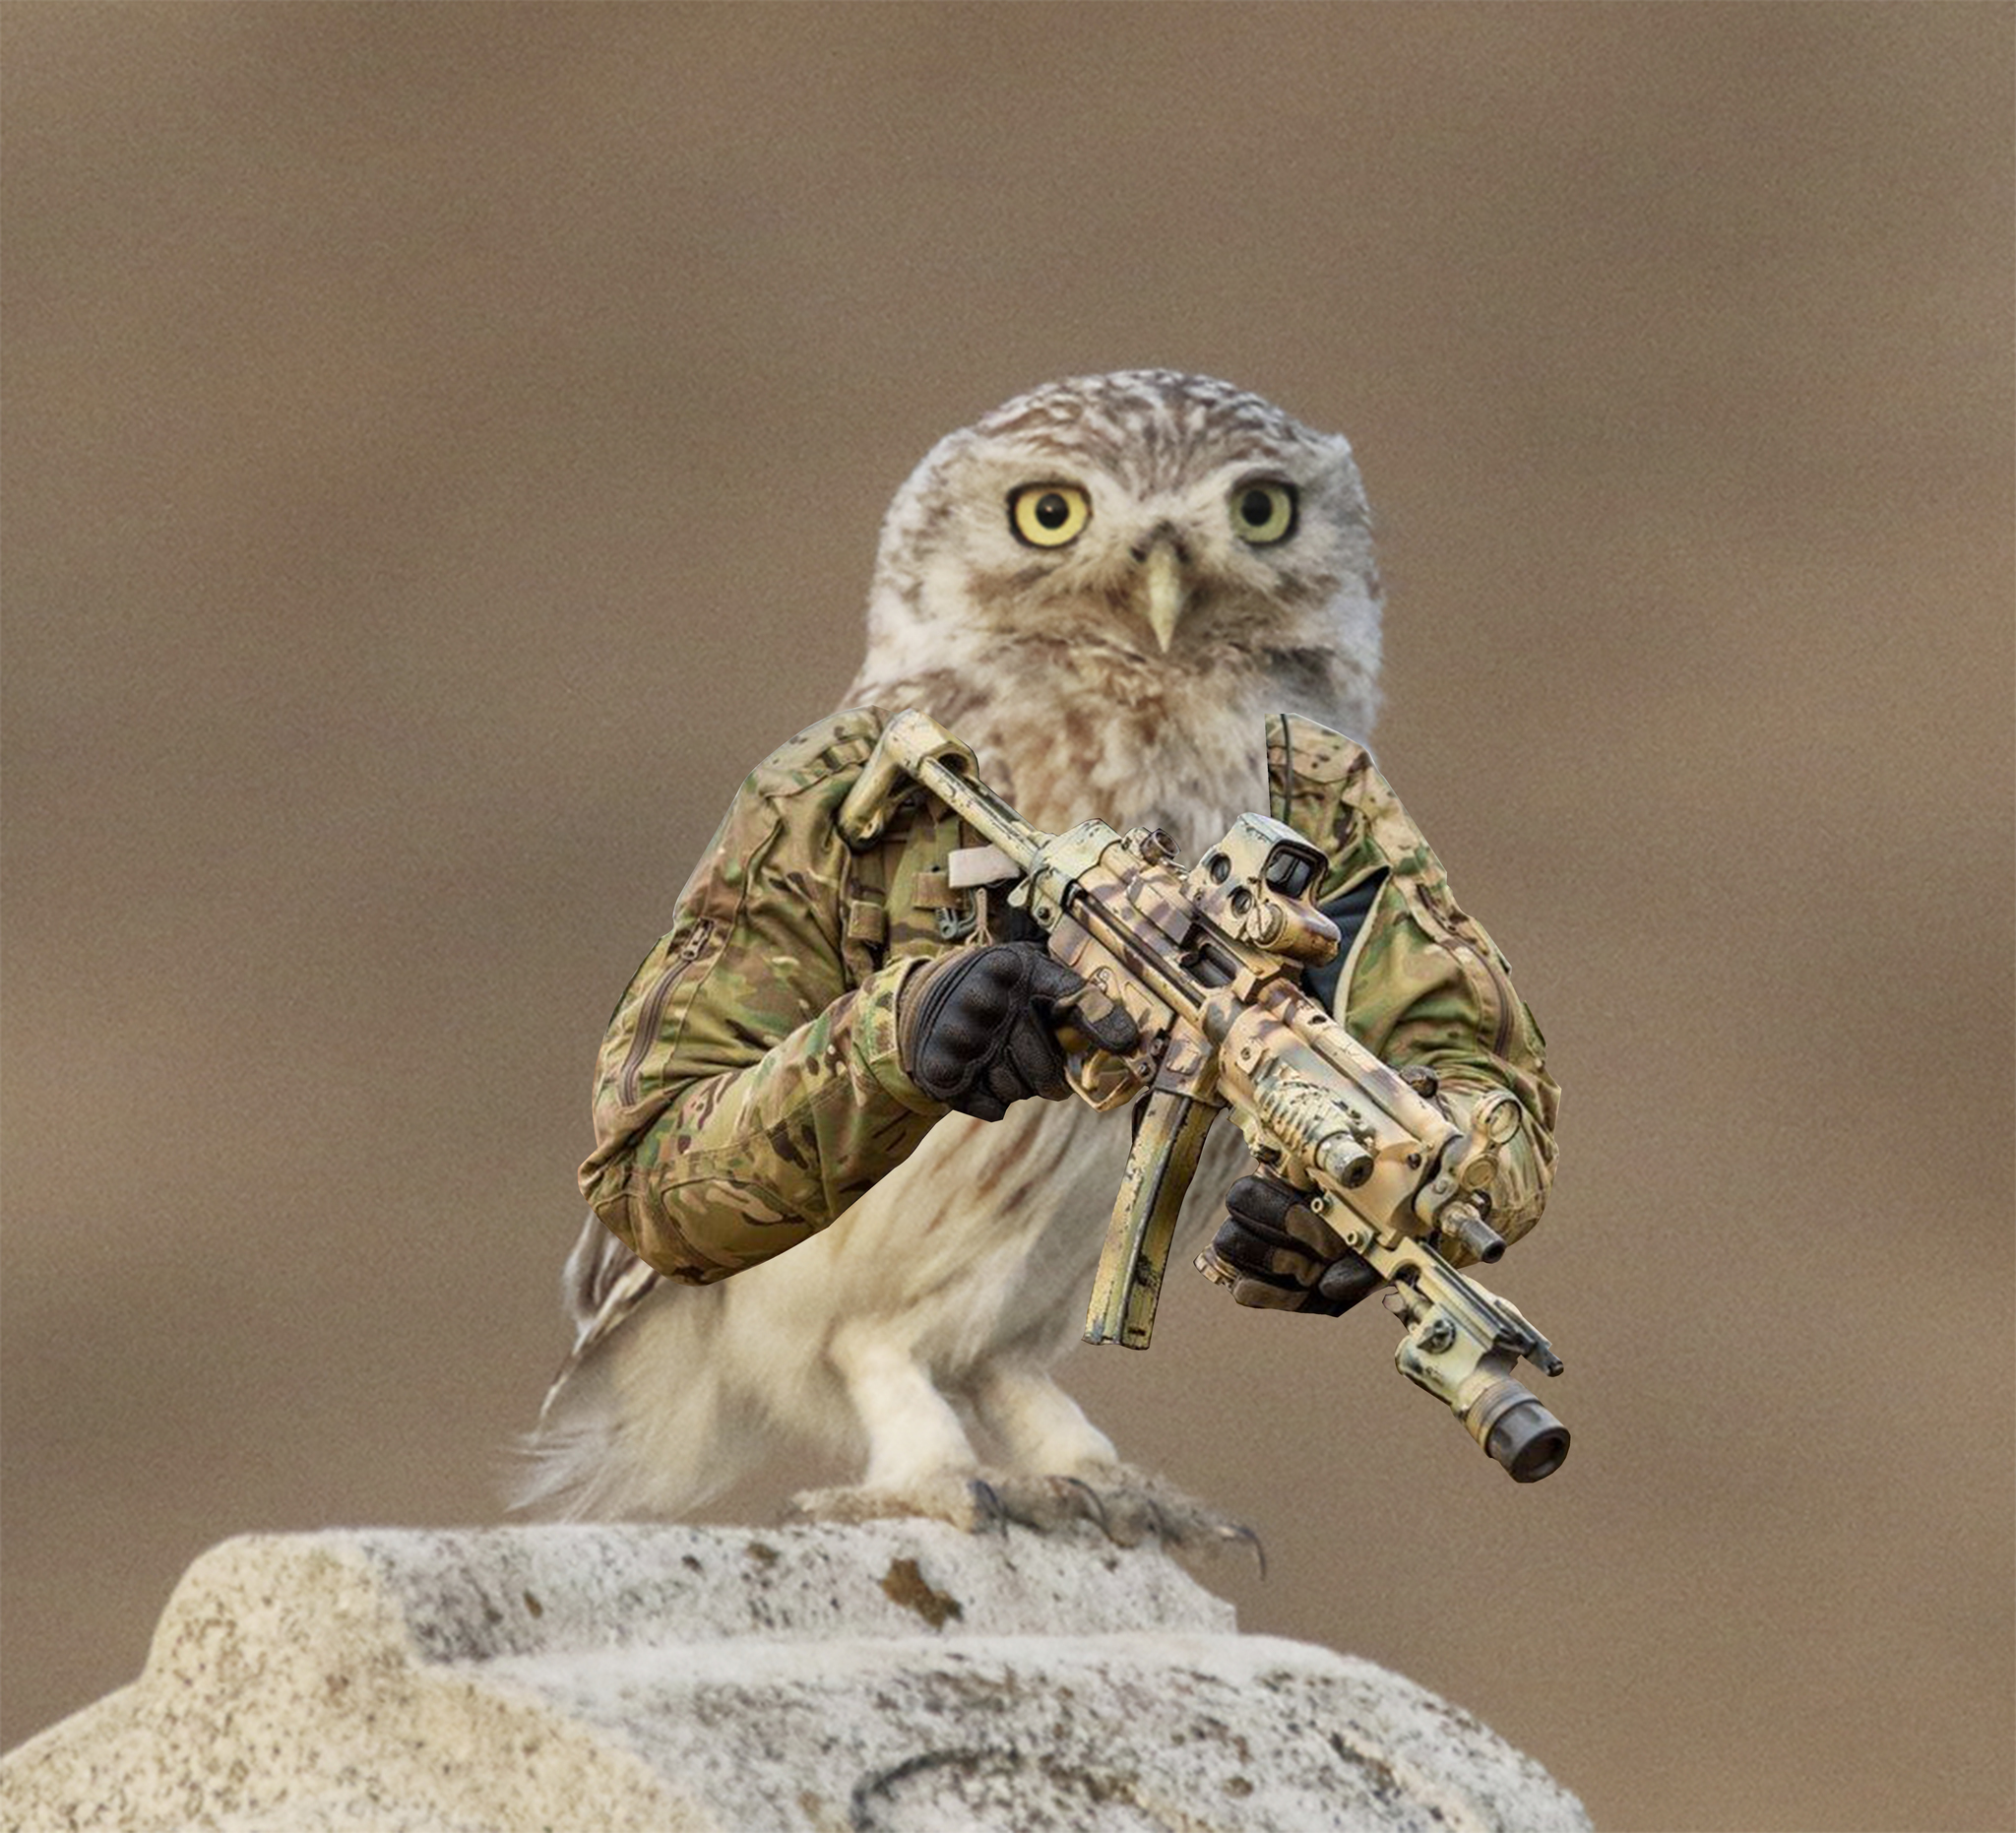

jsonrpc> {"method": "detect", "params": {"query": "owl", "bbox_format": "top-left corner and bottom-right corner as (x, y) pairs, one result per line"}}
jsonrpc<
(520, 371), (1384, 1540)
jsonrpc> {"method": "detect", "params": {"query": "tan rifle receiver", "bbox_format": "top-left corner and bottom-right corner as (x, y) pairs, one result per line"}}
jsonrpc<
(839, 709), (1570, 1483)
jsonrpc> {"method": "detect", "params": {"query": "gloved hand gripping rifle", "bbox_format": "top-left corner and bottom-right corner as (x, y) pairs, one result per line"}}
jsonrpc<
(839, 709), (1570, 1483)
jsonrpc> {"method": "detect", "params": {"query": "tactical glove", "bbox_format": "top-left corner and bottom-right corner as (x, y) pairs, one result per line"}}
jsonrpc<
(898, 941), (1138, 1121)
(1213, 1173), (1384, 1314)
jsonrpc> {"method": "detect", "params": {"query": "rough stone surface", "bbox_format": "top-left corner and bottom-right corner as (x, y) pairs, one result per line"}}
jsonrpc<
(1, 1522), (1591, 1832)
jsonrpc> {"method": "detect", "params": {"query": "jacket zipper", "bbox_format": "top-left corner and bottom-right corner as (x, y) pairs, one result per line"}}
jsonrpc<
(616, 920), (715, 1106)
(1474, 941), (1517, 1059)
(1494, 959), (1517, 1057)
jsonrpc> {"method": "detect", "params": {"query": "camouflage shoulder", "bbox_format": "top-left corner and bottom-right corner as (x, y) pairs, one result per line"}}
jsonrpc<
(743, 707), (892, 801)
(1264, 711), (1377, 790)
(1265, 712), (1380, 864)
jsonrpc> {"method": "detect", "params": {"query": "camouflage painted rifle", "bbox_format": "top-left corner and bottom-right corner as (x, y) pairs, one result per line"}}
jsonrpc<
(840, 708), (1570, 1483)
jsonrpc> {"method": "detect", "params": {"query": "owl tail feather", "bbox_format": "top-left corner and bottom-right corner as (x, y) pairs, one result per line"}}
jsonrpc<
(509, 1222), (764, 1521)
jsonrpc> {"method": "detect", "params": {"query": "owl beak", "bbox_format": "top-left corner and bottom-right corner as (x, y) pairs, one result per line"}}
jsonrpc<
(1140, 543), (1185, 654)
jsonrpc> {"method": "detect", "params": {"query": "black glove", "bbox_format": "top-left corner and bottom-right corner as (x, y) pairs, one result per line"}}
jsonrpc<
(898, 941), (1138, 1121)
(1213, 1174), (1383, 1315)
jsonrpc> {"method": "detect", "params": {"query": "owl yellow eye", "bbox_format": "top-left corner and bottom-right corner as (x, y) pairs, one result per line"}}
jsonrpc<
(1009, 483), (1092, 548)
(1231, 480), (1297, 544)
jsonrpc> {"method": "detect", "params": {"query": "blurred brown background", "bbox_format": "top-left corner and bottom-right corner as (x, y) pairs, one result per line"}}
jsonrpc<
(2, 5), (2010, 1828)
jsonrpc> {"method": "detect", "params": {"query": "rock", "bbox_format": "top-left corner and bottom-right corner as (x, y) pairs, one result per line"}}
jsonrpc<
(1, 1522), (1590, 1832)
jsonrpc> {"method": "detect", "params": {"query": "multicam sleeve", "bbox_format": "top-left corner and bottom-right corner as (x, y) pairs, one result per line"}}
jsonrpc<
(576, 714), (950, 1284)
(1273, 716), (1560, 1256)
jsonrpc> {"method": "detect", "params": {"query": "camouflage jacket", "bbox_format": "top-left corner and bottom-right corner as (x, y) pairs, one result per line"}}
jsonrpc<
(580, 709), (1560, 1284)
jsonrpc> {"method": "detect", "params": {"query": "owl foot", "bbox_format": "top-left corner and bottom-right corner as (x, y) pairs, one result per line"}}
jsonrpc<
(1056, 1466), (1267, 1576)
(788, 1468), (1264, 1573)
(788, 1476), (1012, 1536)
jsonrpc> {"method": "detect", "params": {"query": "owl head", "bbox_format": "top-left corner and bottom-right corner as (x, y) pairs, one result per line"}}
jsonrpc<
(862, 370), (1383, 737)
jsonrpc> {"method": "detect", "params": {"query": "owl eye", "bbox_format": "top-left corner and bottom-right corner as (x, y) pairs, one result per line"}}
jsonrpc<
(1231, 480), (1297, 545)
(1009, 483), (1092, 548)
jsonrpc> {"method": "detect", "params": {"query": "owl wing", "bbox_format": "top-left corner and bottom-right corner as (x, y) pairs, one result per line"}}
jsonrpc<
(538, 1214), (662, 1422)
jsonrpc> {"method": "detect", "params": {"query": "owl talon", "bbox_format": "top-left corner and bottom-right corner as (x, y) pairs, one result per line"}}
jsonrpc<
(1052, 1466), (1261, 1563)
(1096, 1487), (1165, 1549)
(968, 1477), (1008, 1534)
(981, 1473), (1110, 1536)
(1059, 1475), (1109, 1534)
(1221, 1521), (1268, 1580)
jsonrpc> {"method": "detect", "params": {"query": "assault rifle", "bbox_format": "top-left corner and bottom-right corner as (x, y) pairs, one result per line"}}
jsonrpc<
(839, 709), (1569, 1483)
